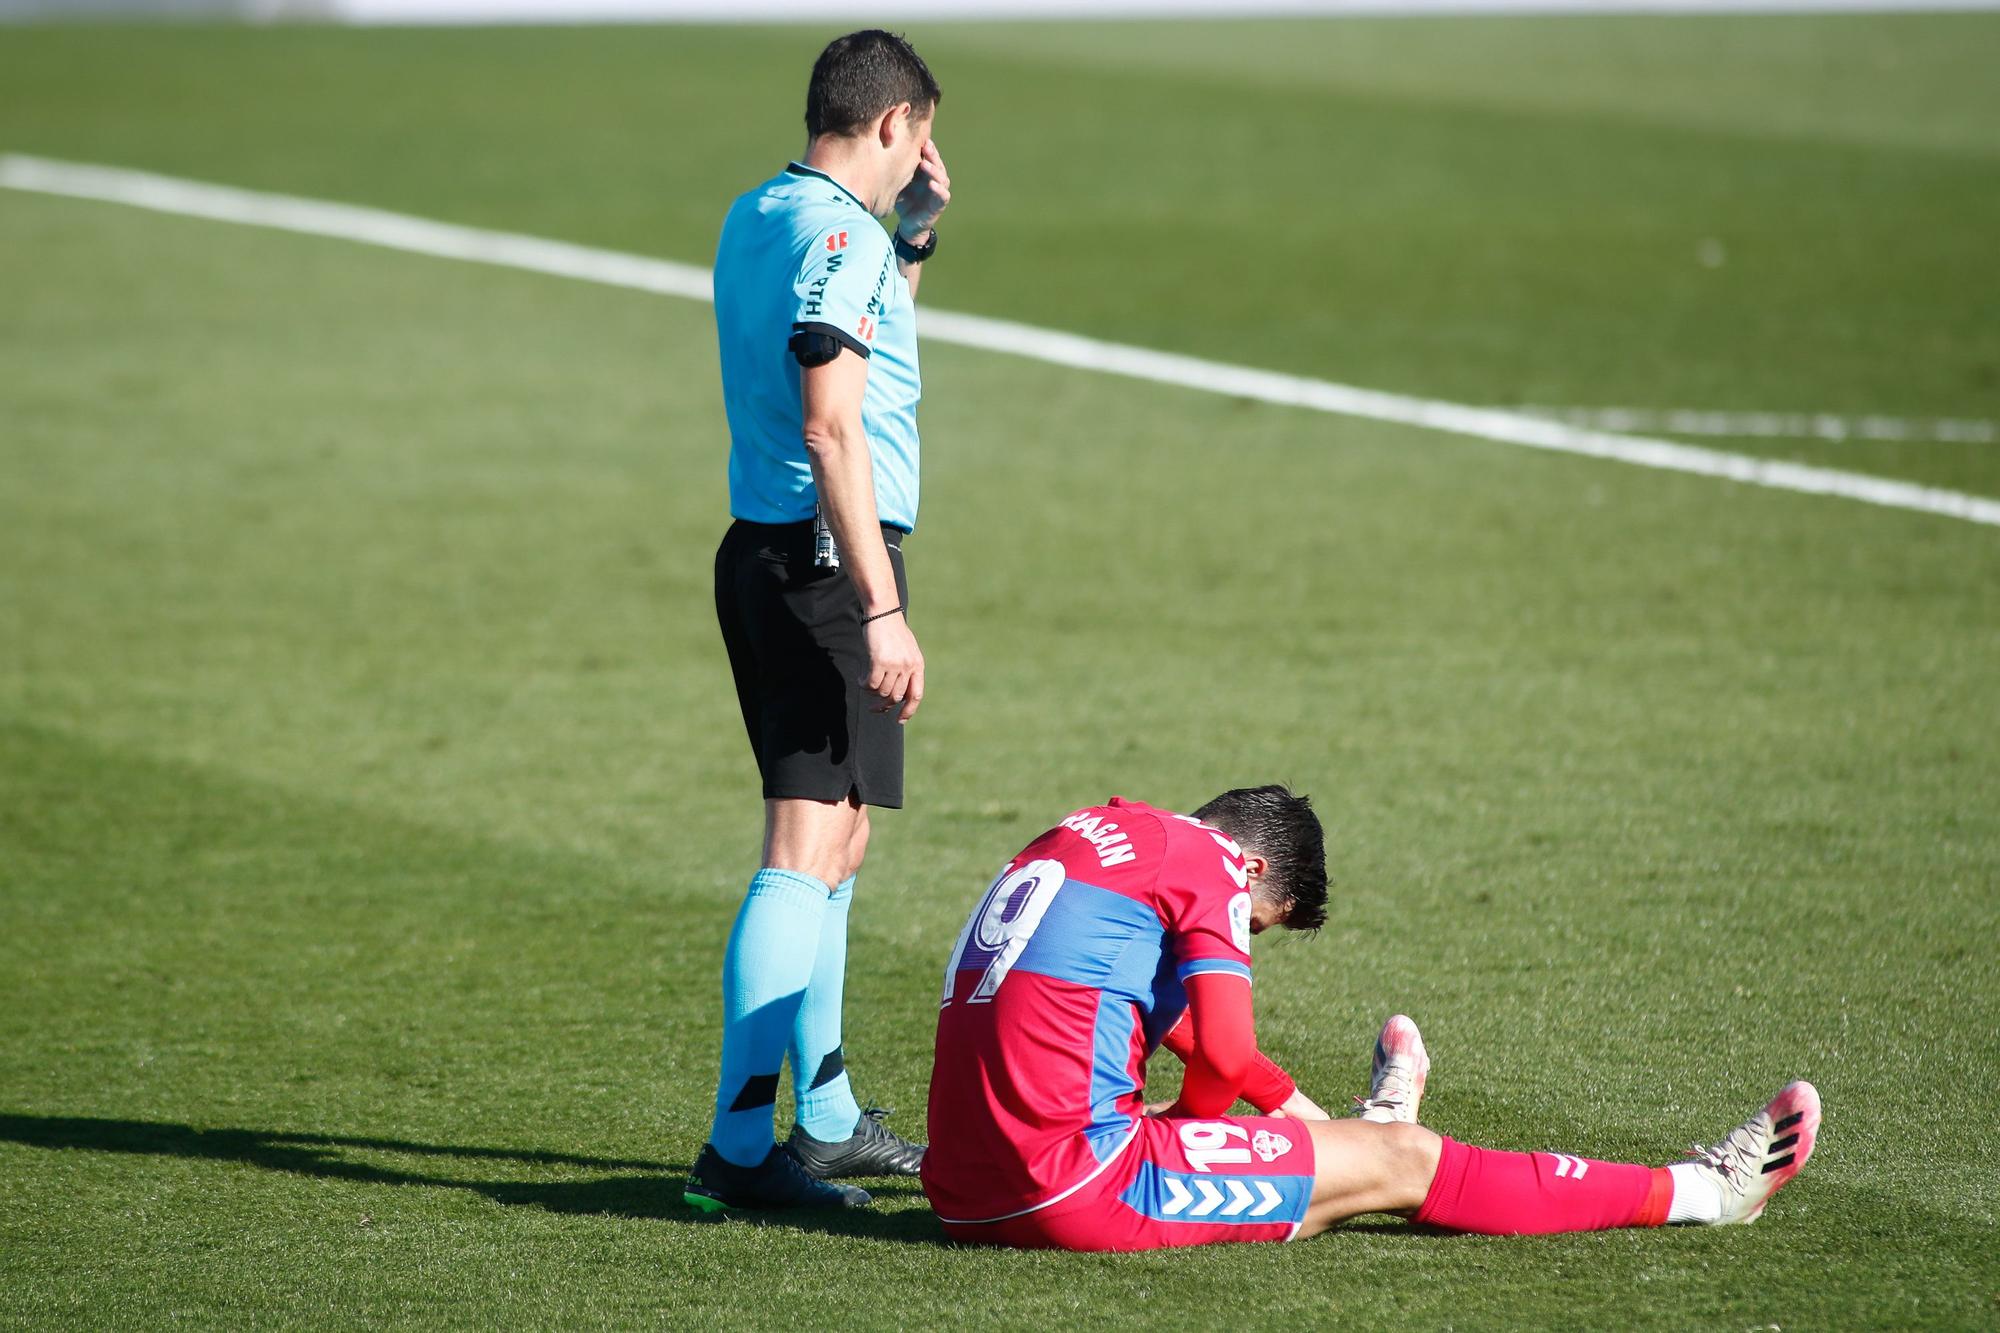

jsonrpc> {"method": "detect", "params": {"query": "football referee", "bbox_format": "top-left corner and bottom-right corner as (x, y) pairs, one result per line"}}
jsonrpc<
(686, 31), (951, 1213)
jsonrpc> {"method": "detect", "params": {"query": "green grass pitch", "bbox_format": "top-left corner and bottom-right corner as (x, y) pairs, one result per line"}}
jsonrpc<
(2, 14), (1998, 1328)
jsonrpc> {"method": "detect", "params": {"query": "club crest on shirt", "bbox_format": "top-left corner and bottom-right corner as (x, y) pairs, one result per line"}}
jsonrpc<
(1228, 892), (1252, 954)
(1252, 1129), (1292, 1162)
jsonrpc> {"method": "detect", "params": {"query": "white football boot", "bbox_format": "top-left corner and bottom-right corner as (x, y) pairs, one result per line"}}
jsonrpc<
(1679, 1080), (1822, 1225)
(1353, 1013), (1430, 1124)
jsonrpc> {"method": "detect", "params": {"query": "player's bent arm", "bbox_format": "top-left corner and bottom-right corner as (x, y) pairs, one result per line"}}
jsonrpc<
(1162, 973), (1256, 1119)
(800, 351), (926, 720)
(1159, 1002), (1302, 1115)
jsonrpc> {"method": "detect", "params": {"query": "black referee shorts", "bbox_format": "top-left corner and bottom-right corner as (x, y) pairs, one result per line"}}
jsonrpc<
(715, 518), (911, 810)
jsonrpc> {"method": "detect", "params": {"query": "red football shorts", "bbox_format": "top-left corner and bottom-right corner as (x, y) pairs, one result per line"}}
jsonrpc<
(938, 1114), (1318, 1252)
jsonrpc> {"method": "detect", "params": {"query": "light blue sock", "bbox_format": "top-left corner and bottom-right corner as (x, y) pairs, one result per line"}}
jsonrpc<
(709, 868), (830, 1167)
(790, 874), (863, 1142)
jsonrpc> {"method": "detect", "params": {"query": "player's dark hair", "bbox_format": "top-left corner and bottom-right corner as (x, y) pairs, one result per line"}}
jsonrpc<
(1192, 785), (1329, 933)
(805, 30), (941, 140)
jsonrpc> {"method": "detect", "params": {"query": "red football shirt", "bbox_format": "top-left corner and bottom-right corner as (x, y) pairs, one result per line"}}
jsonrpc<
(921, 798), (1258, 1223)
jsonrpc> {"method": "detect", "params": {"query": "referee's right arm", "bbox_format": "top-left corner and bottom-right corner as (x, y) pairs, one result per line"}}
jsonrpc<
(802, 353), (925, 723)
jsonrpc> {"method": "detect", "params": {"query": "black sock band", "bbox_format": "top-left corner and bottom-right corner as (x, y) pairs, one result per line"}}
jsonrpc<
(727, 1072), (781, 1112)
(809, 1045), (846, 1092)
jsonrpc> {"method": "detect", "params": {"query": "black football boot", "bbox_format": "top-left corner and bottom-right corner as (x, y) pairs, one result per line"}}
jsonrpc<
(683, 1142), (872, 1213)
(785, 1106), (925, 1180)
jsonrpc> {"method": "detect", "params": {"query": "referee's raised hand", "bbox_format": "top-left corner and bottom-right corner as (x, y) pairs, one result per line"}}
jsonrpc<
(894, 139), (951, 241)
(865, 611), (925, 724)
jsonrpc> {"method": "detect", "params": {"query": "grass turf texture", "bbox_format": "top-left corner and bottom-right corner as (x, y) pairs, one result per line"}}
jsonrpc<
(3, 14), (2000, 493)
(1, 15), (1997, 1328)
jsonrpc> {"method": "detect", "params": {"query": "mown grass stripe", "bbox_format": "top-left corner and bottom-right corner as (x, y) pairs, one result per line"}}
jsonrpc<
(5, 150), (1997, 529)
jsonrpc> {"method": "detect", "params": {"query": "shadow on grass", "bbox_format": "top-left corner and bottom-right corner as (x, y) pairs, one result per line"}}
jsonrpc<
(0, 1112), (946, 1244)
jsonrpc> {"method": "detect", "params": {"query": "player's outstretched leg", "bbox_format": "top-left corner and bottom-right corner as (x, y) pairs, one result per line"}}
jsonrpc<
(1408, 1080), (1821, 1235)
(1353, 1013), (1429, 1124)
(1296, 1082), (1820, 1238)
(1297, 1017), (1820, 1239)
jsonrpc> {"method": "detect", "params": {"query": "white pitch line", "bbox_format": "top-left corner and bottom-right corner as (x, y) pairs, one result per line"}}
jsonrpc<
(1516, 406), (1997, 445)
(4, 151), (1997, 530)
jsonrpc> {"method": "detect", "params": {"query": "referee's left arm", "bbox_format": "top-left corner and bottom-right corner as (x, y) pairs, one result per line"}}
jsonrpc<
(801, 351), (925, 722)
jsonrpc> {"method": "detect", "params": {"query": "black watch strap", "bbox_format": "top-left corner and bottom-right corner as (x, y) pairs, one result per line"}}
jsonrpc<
(893, 227), (937, 265)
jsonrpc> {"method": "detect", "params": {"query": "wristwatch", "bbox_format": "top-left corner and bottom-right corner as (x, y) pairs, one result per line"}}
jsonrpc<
(893, 227), (937, 265)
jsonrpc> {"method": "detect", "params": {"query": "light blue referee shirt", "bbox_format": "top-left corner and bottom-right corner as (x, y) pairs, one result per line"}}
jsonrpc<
(715, 163), (923, 532)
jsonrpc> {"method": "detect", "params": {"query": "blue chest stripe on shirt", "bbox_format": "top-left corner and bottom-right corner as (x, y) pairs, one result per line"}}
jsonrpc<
(1006, 877), (1163, 997)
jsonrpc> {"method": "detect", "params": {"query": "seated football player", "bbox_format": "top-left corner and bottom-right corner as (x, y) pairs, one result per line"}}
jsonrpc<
(921, 786), (1818, 1251)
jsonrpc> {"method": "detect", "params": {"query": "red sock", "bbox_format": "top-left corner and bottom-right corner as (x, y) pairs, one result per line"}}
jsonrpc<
(1415, 1136), (1674, 1235)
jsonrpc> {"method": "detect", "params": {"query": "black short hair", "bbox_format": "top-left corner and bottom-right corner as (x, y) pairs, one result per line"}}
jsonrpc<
(1192, 785), (1329, 933)
(805, 30), (941, 140)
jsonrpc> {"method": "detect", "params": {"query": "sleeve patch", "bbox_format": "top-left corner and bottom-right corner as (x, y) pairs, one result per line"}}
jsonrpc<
(1228, 892), (1252, 954)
